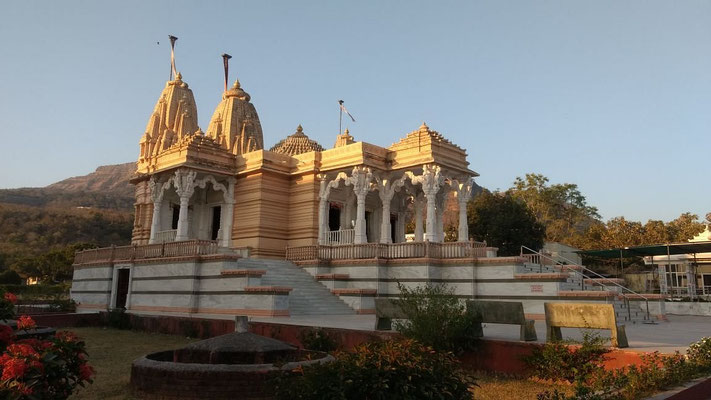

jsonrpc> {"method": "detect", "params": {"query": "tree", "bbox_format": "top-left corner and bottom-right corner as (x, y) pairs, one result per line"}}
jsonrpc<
(467, 190), (545, 256)
(509, 173), (600, 245)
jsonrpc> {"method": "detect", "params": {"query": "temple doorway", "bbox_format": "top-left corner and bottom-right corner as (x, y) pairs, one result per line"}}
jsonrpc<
(211, 206), (221, 240)
(115, 269), (130, 309)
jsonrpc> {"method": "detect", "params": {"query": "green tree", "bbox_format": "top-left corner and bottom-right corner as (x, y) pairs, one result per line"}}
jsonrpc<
(509, 173), (600, 245)
(467, 190), (545, 256)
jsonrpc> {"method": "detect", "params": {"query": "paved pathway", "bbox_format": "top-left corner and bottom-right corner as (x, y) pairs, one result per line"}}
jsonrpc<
(128, 310), (711, 354)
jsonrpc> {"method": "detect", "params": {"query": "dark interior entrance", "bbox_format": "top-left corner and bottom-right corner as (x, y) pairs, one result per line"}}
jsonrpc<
(390, 214), (398, 243)
(171, 205), (180, 230)
(115, 269), (130, 309)
(329, 205), (341, 231)
(211, 206), (221, 240)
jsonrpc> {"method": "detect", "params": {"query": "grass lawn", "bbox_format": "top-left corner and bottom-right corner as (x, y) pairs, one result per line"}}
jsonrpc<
(68, 327), (196, 400)
(472, 374), (574, 400)
(64, 327), (569, 400)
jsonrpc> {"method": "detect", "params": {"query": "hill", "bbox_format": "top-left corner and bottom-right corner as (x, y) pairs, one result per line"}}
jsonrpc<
(0, 163), (135, 211)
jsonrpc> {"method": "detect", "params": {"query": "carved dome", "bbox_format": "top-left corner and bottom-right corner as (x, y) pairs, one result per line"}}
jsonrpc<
(205, 79), (264, 155)
(270, 125), (324, 156)
(139, 73), (200, 161)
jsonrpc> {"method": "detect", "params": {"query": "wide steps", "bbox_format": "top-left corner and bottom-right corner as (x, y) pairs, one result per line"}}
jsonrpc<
(235, 258), (355, 316)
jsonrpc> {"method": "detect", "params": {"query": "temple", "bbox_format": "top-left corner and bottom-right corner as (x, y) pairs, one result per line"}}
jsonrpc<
(70, 50), (653, 321)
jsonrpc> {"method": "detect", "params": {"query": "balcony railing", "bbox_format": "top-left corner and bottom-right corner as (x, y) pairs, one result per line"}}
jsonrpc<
(154, 229), (177, 243)
(286, 240), (491, 262)
(73, 240), (220, 265)
(325, 229), (355, 245)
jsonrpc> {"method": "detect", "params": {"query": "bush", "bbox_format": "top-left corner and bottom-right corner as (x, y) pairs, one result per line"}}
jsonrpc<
(0, 271), (22, 285)
(687, 336), (711, 368)
(535, 336), (711, 400)
(524, 331), (610, 383)
(0, 288), (94, 399)
(299, 328), (339, 352)
(272, 339), (474, 400)
(394, 283), (479, 353)
(106, 309), (131, 330)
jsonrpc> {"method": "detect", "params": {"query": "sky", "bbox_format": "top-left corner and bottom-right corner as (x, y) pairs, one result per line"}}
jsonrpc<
(1, 1), (710, 223)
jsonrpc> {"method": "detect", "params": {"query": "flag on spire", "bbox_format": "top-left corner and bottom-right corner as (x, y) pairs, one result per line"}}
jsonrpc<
(222, 53), (232, 92)
(338, 100), (356, 122)
(169, 35), (178, 80)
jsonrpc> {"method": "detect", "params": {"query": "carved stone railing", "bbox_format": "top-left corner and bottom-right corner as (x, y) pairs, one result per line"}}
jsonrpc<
(74, 240), (220, 265)
(285, 240), (492, 262)
(154, 229), (178, 243)
(326, 229), (355, 245)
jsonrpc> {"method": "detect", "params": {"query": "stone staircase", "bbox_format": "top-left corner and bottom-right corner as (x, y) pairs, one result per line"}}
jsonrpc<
(235, 258), (356, 316)
(520, 261), (650, 324)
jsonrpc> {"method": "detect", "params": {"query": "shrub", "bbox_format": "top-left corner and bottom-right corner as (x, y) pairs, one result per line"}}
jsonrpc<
(687, 336), (711, 368)
(0, 271), (22, 285)
(524, 330), (610, 383)
(0, 288), (94, 399)
(272, 339), (474, 400)
(299, 328), (339, 352)
(394, 283), (479, 353)
(106, 308), (131, 330)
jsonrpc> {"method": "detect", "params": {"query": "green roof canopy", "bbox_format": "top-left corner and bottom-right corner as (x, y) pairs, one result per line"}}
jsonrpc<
(577, 242), (711, 259)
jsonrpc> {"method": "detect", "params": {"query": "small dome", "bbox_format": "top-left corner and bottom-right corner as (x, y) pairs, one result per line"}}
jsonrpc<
(270, 125), (324, 155)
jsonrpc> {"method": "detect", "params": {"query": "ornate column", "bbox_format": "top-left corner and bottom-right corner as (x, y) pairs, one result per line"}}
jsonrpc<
(348, 166), (373, 244)
(375, 173), (406, 244)
(221, 178), (236, 247)
(173, 169), (197, 242)
(453, 178), (476, 242)
(414, 193), (424, 242)
(434, 189), (447, 243)
(148, 177), (167, 244)
(410, 165), (443, 242)
(317, 175), (329, 245)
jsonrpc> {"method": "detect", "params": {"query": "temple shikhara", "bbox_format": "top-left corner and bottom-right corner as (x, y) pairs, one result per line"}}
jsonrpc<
(70, 46), (652, 321)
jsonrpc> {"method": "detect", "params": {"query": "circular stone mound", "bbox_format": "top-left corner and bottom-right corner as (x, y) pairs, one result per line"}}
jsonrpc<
(130, 332), (333, 400)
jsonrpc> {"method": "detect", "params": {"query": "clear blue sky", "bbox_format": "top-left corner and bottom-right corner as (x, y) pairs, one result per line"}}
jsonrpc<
(1, 1), (710, 223)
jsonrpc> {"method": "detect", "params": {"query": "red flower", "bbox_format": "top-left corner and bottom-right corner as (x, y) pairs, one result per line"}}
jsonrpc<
(1, 358), (28, 380)
(55, 331), (77, 342)
(3, 292), (17, 305)
(79, 363), (95, 381)
(16, 315), (36, 331)
(7, 343), (39, 358)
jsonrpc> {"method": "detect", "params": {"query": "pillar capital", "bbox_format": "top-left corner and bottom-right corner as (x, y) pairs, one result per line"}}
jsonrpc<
(173, 169), (197, 200)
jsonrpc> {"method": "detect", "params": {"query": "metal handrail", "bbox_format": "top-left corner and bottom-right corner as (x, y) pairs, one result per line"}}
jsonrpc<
(520, 245), (651, 321)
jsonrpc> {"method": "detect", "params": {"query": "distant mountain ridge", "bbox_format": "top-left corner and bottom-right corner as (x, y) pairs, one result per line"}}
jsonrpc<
(0, 163), (136, 211)
(46, 163), (135, 197)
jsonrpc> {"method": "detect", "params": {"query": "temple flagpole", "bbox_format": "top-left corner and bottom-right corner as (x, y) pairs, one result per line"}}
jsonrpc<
(222, 53), (232, 92)
(169, 35), (178, 80)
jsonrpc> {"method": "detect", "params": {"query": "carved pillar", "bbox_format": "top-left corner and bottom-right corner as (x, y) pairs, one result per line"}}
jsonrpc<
(221, 178), (236, 247)
(414, 193), (424, 242)
(434, 189), (447, 243)
(454, 178), (475, 242)
(349, 167), (373, 244)
(148, 177), (165, 244)
(420, 165), (443, 242)
(317, 175), (328, 245)
(174, 169), (197, 242)
(375, 173), (406, 244)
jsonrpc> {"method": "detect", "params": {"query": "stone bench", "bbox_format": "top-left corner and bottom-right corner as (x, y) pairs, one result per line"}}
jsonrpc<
(544, 302), (628, 348)
(374, 298), (406, 330)
(466, 300), (537, 341)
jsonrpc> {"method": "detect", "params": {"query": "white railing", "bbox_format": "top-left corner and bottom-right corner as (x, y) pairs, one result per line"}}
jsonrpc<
(154, 229), (177, 243)
(326, 229), (355, 245)
(74, 240), (220, 265)
(286, 240), (491, 262)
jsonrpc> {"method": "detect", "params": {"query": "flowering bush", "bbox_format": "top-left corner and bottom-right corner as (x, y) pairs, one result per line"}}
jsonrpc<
(0, 289), (94, 399)
(687, 336), (711, 368)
